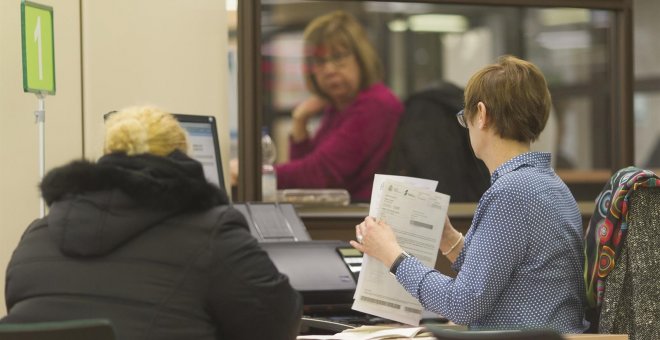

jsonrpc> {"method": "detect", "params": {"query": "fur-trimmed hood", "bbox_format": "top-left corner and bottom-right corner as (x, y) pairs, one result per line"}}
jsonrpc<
(40, 151), (228, 257)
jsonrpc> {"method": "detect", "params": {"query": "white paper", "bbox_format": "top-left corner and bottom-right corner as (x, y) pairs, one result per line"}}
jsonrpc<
(352, 175), (449, 325)
(297, 326), (428, 340)
(367, 175), (439, 217)
(354, 175), (439, 300)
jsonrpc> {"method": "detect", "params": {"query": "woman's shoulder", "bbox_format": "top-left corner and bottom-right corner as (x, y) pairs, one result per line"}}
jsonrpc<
(362, 82), (400, 100)
(351, 83), (403, 113)
(484, 166), (575, 215)
(178, 205), (249, 231)
(149, 204), (254, 241)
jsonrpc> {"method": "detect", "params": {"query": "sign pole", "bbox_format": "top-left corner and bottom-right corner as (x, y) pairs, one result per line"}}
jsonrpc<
(22, 0), (55, 218)
(35, 93), (46, 217)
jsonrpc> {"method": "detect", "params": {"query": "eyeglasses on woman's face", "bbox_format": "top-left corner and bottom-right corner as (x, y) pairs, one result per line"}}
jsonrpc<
(308, 51), (352, 71)
(456, 109), (467, 128)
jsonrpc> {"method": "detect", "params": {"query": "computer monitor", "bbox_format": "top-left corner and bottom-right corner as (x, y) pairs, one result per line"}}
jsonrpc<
(173, 114), (226, 192)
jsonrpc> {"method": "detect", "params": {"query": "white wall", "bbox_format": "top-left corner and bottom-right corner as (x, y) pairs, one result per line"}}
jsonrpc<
(81, 0), (229, 168)
(0, 0), (83, 316)
(0, 0), (228, 316)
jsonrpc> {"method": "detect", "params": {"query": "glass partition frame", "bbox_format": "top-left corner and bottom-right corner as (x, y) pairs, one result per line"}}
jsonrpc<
(237, 0), (633, 202)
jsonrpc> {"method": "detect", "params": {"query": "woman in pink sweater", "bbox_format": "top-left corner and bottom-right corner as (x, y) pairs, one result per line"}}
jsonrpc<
(275, 10), (403, 202)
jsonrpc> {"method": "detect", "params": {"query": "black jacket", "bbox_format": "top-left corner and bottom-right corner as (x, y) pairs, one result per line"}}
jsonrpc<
(3, 151), (302, 340)
(385, 82), (490, 202)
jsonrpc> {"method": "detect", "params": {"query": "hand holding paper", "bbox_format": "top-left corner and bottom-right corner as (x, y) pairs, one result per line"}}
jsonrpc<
(351, 217), (404, 268)
(351, 174), (450, 325)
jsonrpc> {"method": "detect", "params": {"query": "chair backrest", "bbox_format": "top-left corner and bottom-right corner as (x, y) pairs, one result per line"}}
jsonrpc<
(598, 186), (660, 339)
(384, 82), (490, 202)
(424, 324), (563, 340)
(583, 166), (660, 339)
(0, 319), (115, 340)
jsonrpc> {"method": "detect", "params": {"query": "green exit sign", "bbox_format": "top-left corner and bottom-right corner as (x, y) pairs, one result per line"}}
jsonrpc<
(21, 0), (56, 94)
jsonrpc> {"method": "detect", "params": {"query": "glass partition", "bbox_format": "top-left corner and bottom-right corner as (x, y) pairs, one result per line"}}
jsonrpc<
(633, 0), (660, 172)
(236, 0), (633, 203)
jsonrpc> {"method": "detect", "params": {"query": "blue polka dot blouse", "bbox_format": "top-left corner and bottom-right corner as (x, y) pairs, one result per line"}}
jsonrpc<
(396, 152), (588, 333)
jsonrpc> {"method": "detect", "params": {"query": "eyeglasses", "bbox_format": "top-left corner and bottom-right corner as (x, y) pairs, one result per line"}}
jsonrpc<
(456, 109), (467, 128)
(308, 52), (352, 70)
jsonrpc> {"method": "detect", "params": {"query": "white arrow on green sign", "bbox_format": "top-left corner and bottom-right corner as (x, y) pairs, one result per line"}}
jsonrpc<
(21, 0), (56, 94)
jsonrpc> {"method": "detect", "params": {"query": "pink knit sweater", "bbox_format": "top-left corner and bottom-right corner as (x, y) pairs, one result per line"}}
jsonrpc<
(275, 83), (403, 202)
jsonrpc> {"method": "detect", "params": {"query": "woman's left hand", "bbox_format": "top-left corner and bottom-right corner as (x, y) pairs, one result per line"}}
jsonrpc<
(350, 216), (404, 268)
(229, 158), (239, 186)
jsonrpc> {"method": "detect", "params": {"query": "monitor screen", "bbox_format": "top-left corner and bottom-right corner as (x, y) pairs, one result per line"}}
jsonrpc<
(173, 114), (225, 192)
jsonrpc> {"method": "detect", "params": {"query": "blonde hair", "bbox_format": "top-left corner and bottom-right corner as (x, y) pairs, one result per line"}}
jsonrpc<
(104, 106), (189, 156)
(303, 10), (383, 98)
(464, 55), (551, 143)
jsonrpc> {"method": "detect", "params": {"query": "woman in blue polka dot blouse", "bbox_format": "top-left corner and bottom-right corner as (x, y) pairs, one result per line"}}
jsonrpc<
(351, 55), (588, 333)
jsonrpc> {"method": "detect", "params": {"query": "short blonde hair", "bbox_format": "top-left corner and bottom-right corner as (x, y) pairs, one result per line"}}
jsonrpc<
(303, 10), (383, 98)
(104, 106), (189, 156)
(464, 55), (551, 143)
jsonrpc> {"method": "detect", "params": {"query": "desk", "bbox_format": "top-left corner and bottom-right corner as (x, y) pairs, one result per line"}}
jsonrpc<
(564, 335), (628, 339)
(418, 337), (627, 340)
(300, 321), (627, 340)
(299, 332), (628, 340)
(297, 201), (596, 276)
(299, 332), (627, 340)
(410, 336), (627, 340)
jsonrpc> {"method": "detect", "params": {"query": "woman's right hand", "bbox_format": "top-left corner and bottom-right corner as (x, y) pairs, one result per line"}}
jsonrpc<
(350, 217), (404, 269)
(291, 96), (326, 142)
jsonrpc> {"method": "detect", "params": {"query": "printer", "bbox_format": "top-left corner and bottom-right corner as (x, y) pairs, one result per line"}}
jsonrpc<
(233, 203), (362, 315)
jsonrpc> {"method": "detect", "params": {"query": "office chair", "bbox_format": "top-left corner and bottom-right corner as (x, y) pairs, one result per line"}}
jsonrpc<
(0, 319), (115, 340)
(424, 324), (563, 340)
(597, 186), (660, 339)
(583, 167), (660, 339)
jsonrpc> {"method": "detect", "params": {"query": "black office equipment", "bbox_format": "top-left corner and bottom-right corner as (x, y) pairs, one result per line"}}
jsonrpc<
(233, 202), (311, 242)
(261, 240), (357, 311)
(231, 202), (378, 331)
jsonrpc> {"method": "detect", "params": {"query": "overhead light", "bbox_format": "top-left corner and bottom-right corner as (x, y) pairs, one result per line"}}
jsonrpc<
(540, 9), (590, 26)
(226, 0), (237, 11)
(388, 19), (408, 32)
(408, 14), (468, 33)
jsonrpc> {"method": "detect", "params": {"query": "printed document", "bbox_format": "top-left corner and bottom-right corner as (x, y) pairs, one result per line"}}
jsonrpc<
(352, 174), (450, 325)
(297, 325), (431, 339)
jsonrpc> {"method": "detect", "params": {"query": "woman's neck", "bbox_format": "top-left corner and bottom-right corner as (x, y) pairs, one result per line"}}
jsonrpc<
(332, 94), (357, 112)
(481, 138), (531, 175)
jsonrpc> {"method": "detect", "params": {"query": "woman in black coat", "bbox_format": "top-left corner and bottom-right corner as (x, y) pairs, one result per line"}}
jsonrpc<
(3, 106), (302, 340)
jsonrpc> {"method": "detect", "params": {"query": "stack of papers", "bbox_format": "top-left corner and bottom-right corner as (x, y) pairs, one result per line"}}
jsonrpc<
(297, 325), (432, 340)
(352, 175), (450, 325)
